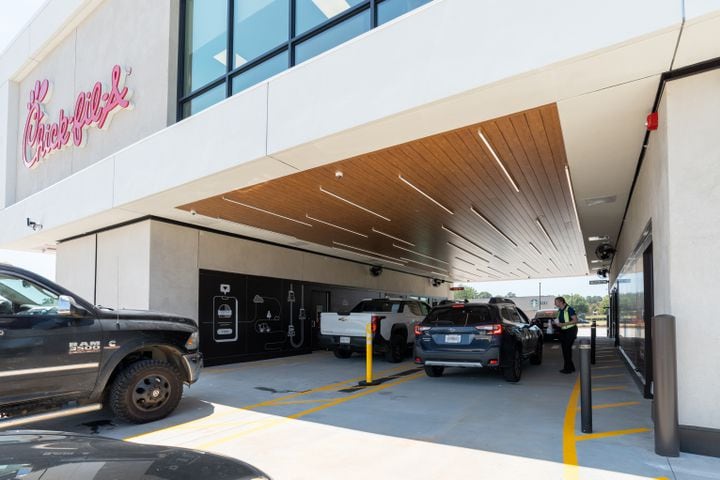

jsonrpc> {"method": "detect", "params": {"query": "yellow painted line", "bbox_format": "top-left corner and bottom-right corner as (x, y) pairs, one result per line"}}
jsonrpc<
(562, 377), (581, 466)
(195, 371), (425, 449)
(576, 401), (641, 411)
(592, 386), (625, 392)
(124, 363), (413, 441)
(591, 374), (625, 379)
(271, 398), (340, 406)
(576, 427), (650, 441)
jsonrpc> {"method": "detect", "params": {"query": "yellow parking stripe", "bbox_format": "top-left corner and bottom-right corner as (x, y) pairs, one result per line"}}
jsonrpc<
(591, 374), (625, 379)
(271, 398), (340, 406)
(562, 378), (581, 466)
(576, 401), (641, 411)
(592, 386), (625, 392)
(576, 428), (650, 441)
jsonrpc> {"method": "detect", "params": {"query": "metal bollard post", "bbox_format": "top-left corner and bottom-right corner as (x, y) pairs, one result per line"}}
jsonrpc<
(359, 322), (379, 386)
(579, 339), (592, 433)
(590, 320), (597, 365)
(652, 315), (679, 457)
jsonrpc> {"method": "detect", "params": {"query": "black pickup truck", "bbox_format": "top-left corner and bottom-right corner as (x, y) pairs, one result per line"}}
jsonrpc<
(414, 298), (543, 382)
(0, 264), (202, 427)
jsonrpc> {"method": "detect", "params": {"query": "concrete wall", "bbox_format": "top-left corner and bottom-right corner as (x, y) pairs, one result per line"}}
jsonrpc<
(55, 233), (96, 302)
(11, 0), (178, 203)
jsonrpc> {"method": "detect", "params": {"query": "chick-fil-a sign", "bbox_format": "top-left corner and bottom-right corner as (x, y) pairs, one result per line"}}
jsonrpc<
(22, 64), (133, 169)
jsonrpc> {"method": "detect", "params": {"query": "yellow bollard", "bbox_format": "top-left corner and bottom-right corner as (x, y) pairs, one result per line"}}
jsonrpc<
(359, 321), (379, 386)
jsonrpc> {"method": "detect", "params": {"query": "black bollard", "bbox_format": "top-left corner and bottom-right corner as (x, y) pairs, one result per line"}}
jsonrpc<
(580, 339), (592, 433)
(652, 315), (679, 457)
(590, 320), (597, 365)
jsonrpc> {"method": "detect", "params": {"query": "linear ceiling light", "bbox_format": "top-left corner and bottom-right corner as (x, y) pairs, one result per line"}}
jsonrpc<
(306, 214), (367, 237)
(332, 241), (405, 264)
(400, 257), (448, 272)
(470, 207), (518, 246)
(529, 242), (543, 256)
(398, 175), (454, 215)
(549, 258), (559, 270)
(392, 244), (448, 264)
(372, 228), (414, 246)
(442, 225), (493, 255)
(320, 186), (391, 222)
(447, 241), (489, 263)
(522, 261), (539, 274)
(535, 218), (558, 251)
(487, 266), (505, 275)
(588, 235), (610, 242)
(565, 166), (584, 238)
(430, 271), (448, 277)
(455, 257), (475, 266)
(332, 247), (405, 267)
(222, 197), (312, 227)
(477, 269), (499, 279)
(493, 255), (509, 265)
(477, 129), (520, 193)
(454, 267), (481, 279)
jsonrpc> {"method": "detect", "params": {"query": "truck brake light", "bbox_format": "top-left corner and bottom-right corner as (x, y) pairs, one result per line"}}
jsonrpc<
(371, 315), (385, 334)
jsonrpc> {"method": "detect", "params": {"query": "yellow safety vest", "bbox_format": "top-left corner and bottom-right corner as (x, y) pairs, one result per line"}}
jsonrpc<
(559, 307), (576, 330)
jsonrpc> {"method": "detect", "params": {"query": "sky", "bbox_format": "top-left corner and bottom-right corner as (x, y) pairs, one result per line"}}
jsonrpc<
(0, 0), (55, 278)
(0, 1), (608, 296)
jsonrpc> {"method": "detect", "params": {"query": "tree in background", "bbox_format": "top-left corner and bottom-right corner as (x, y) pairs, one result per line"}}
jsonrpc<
(505, 292), (517, 298)
(561, 293), (589, 314)
(453, 286), (478, 301)
(478, 291), (493, 298)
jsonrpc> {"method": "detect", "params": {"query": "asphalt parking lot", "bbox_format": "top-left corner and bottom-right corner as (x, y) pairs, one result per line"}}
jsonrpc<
(25, 339), (720, 480)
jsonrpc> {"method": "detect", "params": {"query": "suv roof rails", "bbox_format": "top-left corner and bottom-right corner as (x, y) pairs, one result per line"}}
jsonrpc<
(488, 297), (516, 305)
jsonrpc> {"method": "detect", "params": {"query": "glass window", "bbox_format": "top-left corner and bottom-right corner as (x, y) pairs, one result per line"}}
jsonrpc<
(183, 0), (228, 95)
(419, 303), (430, 315)
(232, 51), (289, 94)
(351, 299), (401, 313)
(406, 302), (421, 316)
(422, 306), (492, 327)
(233, 0), (289, 68)
(377, 0), (430, 25)
(182, 84), (226, 117)
(295, 10), (371, 63)
(0, 274), (59, 315)
(295, 0), (365, 35)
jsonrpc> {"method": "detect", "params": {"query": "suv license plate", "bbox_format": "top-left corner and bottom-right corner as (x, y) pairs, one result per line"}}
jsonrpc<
(445, 334), (461, 343)
(340, 336), (351, 344)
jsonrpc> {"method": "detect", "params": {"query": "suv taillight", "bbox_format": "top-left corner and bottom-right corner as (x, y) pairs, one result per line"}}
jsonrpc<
(415, 325), (431, 336)
(476, 324), (503, 335)
(371, 315), (385, 334)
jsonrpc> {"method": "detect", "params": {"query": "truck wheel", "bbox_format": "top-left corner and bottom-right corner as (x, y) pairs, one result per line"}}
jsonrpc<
(109, 360), (182, 423)
(334, 348), (352, 359)
(530, 340), (543, 365)
(424, 366), (444, 377)
(384, 334), (405, 363)
(503, 347), (522, 383)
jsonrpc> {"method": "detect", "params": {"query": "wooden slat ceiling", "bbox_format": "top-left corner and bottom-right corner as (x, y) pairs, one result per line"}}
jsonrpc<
(179, 103), (587, 282)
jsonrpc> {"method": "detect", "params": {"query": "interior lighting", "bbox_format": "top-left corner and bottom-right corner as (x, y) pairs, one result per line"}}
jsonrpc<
(453, 267), (481, 279)
(333, 241), (405, 264)
(529, 242), (543, 255)
(400, 257), (448, 271)
(487, 266), (505, 275)
(306, 214), (367, 237)
(442, 225), (493, 255)
(588, 235), (610, 242)
(565, 166), (584, 237)
(493, 255), (509, 265)
(320, 186), (390, 221)
(454, 257), (475, 266)
(372, 228), (414, 246)
(470, 207), (517, 246)
(535, 218), (558, 251)
(447, 241), (489, 263)
(477, 269), (499, 279)
(222, 197), (312, 227)
(332, 246), (405, 267)
(522, 262), (539, 274)
(392, 244), (448, 264)
(398, 175), (454, 215)
(478, 129), (520, 193)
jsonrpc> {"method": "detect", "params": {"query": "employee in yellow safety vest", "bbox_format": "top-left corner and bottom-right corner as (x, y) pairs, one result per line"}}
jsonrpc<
(553, 296), (579, 374)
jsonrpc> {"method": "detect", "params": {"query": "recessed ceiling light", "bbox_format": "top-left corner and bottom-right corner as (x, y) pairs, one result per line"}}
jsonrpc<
(447, 242), (489, 263)
(522, 261), (539, 274)
(306, 214), (367, 237)
(332, 246), (405, 267)
(516, 268), (530, 277)
(478, 129), (520, 193)
(398, 175), (454, 215)
(392, 244), (448, 264)
(442, 225), (493, 255)
(470, 206), (518, 246)
(332, 241), (404, 264)
(453, 267), (481, 279)
(320, 186), (390, 222)
(588, 235), (610, 242)
(493, 255), (509, 265)
(565, 166), (584, 237)
(535, 218), (558, 251)
(477, 269), (499, 279)
(430, 271), (447, 277)
(400, 257), (448, 271)
(372, 228), (414, 246)
(590, 260), (603, 264)
(487, 266), (505, 275)
(584, 195), (617, 207)
(454, 257), (475, 266)
(222, 197), (312, 227)
(529, 242), (543, 255)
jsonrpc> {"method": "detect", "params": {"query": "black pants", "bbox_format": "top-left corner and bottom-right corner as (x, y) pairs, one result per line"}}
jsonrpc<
(559, 327), (578, 371)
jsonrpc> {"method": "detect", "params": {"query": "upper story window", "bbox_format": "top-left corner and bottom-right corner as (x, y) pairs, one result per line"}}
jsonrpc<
(179, 0), (432, 119)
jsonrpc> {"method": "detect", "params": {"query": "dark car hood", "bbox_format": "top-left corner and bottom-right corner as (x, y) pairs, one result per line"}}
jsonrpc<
(96, 309), (196, 328)
(0, 431), (269, 480)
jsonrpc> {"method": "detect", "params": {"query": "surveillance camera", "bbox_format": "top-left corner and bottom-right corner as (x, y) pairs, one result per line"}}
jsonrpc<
(370, 265), (383, 277)
(190, 209), (197, 216)
(335, 170), (343, 180)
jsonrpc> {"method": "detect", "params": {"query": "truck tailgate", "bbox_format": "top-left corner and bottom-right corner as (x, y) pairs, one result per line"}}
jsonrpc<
(320, 313), (370, 337)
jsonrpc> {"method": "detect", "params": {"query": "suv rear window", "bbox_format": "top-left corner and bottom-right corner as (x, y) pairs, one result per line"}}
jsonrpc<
(351, 300), (402, 313)
(422, 306), (493, 326)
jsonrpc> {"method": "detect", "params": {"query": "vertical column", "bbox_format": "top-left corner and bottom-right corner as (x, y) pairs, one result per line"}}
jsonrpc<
(652, 314), (679, 457)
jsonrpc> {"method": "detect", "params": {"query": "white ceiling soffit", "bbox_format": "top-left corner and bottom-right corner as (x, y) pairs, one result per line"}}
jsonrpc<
(558, 75), (661, 268)
(673, 9), (720, 69)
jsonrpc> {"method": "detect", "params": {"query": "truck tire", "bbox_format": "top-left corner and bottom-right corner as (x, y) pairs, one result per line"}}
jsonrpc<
(424, 366), (444, 377)
(334, 348), (352, 359)
(530, 340), (543, 365)
(384, 333), (405, 363)
(502, 346), (522, 383)
(109, 360), (183, 424)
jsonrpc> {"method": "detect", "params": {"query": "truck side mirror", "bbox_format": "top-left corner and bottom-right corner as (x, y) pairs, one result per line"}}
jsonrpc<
(57, 295), (87, 317)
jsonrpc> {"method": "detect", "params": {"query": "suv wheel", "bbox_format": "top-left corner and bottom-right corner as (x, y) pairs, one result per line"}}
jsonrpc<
(503, 347), (522, 383)
(109, 360), (182, 423)
(384, 333), (406, 363)
(530, 340), (543, 365)
(424, 366), (444, 377)
(334, 348), (352, 359)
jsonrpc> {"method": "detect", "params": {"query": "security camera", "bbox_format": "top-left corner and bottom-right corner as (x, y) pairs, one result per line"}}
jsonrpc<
(370, 265), (383, 277)
(335, 170), (343, 180)
(431, 278), (444, 287)
(597, 268), (609, 278)
(595, 243), (616, 260)
(26, 218), (43, 232)
(190, 209), (197, 216)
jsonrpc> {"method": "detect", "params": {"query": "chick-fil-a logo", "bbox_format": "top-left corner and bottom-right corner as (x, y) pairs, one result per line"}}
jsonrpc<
(22, 65), (133, 169)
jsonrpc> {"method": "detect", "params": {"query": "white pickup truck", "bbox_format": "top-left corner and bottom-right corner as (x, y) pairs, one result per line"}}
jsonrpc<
(320, 298), (431, 362)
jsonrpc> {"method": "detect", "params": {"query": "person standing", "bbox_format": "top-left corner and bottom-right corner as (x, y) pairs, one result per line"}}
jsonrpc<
(554, 296), (579, 374)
